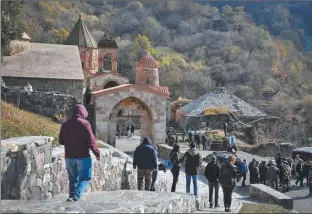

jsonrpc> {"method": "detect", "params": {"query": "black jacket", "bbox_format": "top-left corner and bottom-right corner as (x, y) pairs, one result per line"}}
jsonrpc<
(220, 163), (237, 187)
(259, 163), (267, 180)
(170, 151), (183, 168)
(183, 148), (202, 175)
(205, 162), (220, 183)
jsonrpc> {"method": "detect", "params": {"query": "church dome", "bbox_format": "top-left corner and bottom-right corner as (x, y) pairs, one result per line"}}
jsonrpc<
(136, 51), (159, 69)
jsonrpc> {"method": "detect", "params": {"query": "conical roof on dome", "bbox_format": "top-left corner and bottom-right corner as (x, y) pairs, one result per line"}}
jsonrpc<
(98, 29), (118, 48)
(136, 51), (159, 68)
(65, 15), (97, 48)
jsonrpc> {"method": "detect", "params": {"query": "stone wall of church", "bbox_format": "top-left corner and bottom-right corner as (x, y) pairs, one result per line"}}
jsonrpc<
(2, 77), (83, 103)
(88, 73), (129, 91)
(2, 90), (77, 119)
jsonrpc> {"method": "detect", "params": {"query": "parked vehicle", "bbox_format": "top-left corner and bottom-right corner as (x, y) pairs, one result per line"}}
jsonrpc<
(204, 151), (242, 182)
(291, 147), (312, 162)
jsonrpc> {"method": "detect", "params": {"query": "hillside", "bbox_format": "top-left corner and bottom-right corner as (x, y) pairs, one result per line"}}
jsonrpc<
(1, 101), (60, 145)
(3, 0), (312, 145)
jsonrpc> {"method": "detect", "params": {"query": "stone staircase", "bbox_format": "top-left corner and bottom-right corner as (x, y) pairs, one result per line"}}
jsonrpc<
(85, 103), (95, 133)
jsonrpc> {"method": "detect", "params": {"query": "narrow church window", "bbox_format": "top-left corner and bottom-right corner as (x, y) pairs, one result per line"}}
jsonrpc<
(103, 55), (112, 71)
(81, 62), (85, 69)
(146, 78), (150, 84)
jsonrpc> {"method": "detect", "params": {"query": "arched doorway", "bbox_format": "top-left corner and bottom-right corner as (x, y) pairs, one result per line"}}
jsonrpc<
(103, 81), (118, 89)
(107, 96), (154, 148)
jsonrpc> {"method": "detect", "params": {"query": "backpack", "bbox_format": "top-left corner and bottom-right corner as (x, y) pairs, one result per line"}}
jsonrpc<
(205, 163), (219, 182)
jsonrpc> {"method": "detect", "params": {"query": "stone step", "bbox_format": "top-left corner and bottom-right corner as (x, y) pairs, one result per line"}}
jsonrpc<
(1, 190), (198, 213)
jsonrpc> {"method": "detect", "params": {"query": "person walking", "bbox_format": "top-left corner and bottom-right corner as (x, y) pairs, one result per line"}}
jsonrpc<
(182, 129), (186, 142)
(223, 122), (228, 137)
(220, 155), (237, 212)
(240, 159), (248, 187)
(249, 161), (259, 184)
(259, 161), (268, 185)
(117, 124), (121, 139)
(182, 142), (202, 197)
(133, 137), (157, 191)
(195, 132), (200, 150)
(294, 154), (303, 178)
(281, 161), (291, 192)
(266, 160), (279, 190)
(308, 161), (312, 196)
(130, 124), (135, 137)
(205, 155), (220, 208)
(188, 129), (192, 144)
(170, 144), (184, 192)
(295, 159), (303, 186)
(127, 124), (131, 138)
(59, 104), (101, 202)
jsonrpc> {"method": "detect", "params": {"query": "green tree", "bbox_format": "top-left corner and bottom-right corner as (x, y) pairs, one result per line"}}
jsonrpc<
(1, 1), (25, 47)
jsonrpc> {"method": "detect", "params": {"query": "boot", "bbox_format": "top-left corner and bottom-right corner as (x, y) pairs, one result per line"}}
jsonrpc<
(209, 203), (213, 208)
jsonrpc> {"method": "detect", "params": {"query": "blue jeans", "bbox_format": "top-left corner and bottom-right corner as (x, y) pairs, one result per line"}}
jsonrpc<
(65, 158), (92, 200)
(186, 174), (198, 197)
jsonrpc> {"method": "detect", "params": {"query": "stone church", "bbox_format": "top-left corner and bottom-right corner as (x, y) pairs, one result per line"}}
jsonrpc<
(64, 15), (170, 146)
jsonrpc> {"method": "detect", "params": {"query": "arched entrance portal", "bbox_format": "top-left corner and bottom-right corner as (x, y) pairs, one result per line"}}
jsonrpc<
(103, 81), (118, 89)
(107, 96), (154, 147)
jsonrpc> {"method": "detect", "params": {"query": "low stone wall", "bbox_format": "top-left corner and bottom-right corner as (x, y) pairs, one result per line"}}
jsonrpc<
(249, 184), (293, 210)
(239, 142), (294, 158)
(1, 89), (77, 119)
(1, 136), (137, 200)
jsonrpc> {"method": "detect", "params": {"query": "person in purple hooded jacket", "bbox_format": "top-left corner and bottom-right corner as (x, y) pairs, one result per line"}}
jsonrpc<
(59, 104), (101, 202)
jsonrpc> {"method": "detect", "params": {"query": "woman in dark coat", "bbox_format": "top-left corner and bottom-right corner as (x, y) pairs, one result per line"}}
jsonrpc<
(170, 144), (184, 192)
(220, 155), (237, 212)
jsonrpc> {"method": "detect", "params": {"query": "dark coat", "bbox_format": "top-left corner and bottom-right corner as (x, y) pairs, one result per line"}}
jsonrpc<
(133, 137), (157, 170)
(220, 163), (237, 187)
(59, 105), (100, 159)
(259, 163), (268, 181)
(205, 162), (220, 183)
(183, 148), (202, 175)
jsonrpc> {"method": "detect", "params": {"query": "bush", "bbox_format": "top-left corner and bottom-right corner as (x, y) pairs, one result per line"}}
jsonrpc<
(1, 101), (61, 146)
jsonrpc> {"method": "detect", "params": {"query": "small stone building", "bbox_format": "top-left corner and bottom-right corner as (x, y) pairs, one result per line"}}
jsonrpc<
(176, 87), (276, 130)
(1, 43), (84, 103)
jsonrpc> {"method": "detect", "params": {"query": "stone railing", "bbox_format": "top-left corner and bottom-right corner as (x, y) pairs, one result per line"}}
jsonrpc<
(249, 184), (293, 210)
(1, 137), (176, 200)
(1, 136), (137, 200)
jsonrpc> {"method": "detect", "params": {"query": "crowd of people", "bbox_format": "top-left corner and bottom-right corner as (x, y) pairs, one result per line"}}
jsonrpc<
(59, 105), (312, 210)
(246, 153), (312, 195)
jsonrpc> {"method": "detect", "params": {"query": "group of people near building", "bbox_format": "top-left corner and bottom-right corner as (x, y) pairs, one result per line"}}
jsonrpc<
(245, 153), (312, 195)
(116, 124), (135, 138)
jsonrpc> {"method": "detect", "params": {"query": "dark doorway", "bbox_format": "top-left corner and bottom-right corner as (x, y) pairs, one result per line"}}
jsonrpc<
(103, 81), (118, 89)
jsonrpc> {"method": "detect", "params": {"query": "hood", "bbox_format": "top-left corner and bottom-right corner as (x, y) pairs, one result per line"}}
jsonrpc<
(142, 136), (152, 145)
(210, 155), (216, 164)
(72, 104), (88, 119)
(187, 148), (198, 156)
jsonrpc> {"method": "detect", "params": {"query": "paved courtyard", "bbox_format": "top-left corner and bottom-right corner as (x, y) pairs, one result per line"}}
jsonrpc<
(116, 133), (241, 213)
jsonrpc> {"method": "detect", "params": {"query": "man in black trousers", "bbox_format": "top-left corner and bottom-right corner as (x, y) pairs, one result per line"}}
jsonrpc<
(205, 155), (220, 208)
